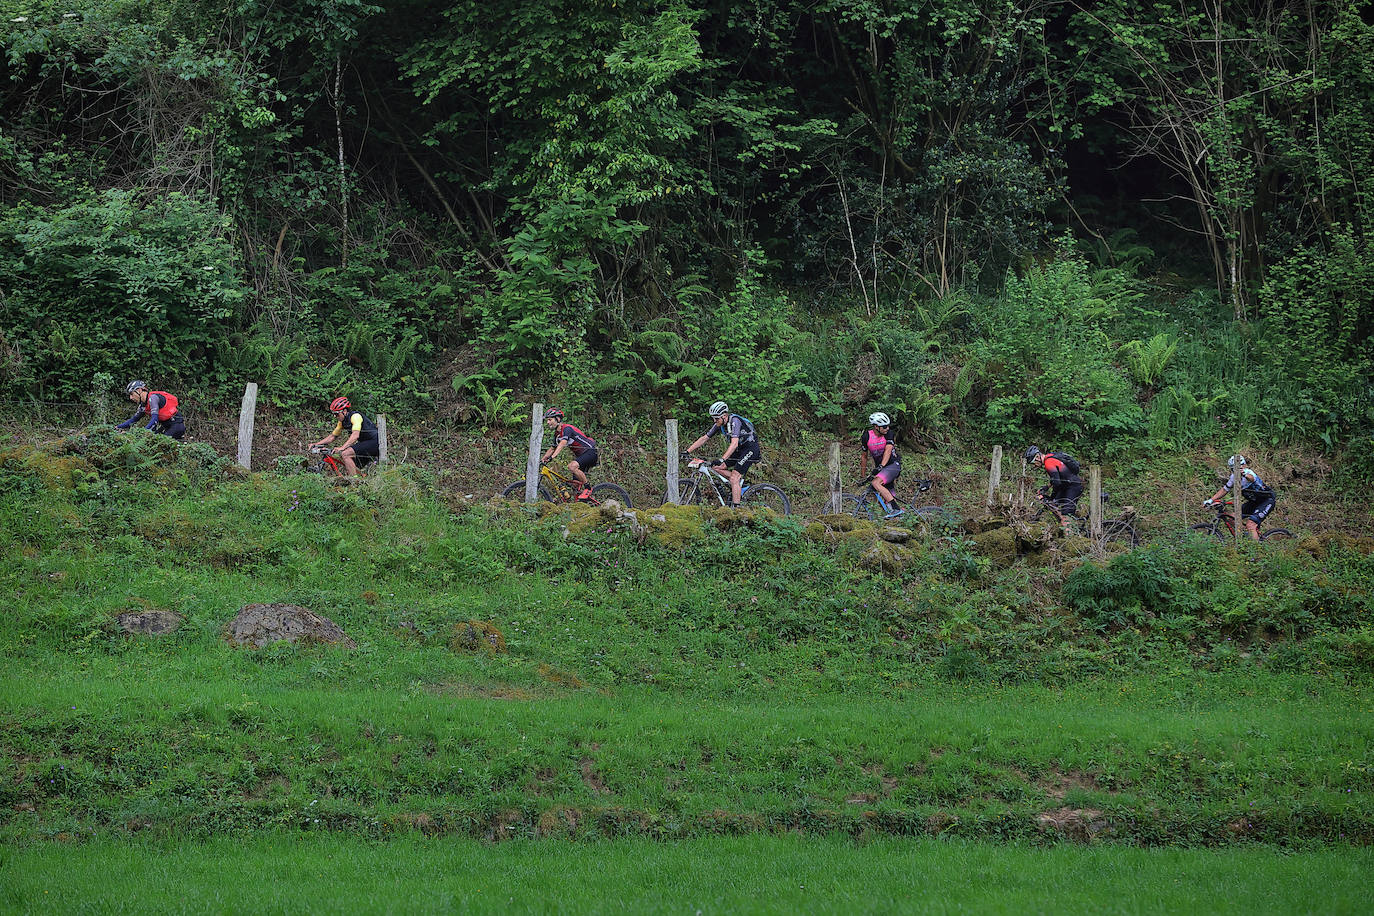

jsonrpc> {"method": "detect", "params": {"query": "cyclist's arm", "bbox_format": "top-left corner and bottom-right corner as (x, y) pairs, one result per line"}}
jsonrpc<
(880, 443), (894, 467)
(685, 426), (717, 454)
(139, 394), (164, 431)
(115, 408), (141, 430)
(310, 419), (345, 449)
(719, 436), (740, 462)
(543, 440), (566, 463)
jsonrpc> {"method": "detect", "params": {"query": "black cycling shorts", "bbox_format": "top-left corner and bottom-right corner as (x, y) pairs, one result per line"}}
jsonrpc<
(155, 416), (185, 440)
(1243, 496), (1275, 524)
(347, 438), (380, 463)
(723, 444), (760, 477)
(570, 447), (598, 472)
(1052, 481), (1084, 516)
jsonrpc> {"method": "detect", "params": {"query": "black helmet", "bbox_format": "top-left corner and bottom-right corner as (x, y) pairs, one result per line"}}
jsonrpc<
(1023, 446), (1041, 461)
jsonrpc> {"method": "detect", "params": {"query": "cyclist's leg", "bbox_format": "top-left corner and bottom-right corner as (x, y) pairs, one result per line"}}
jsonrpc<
(349, 439), (380, 475)
(726, 447), (760, 506)
(873, 463), (902, 515)
(1243, 497), (1273, 541)
(570, 448), (596, 496)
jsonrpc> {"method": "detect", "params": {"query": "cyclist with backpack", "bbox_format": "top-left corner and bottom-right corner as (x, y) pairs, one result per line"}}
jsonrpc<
(685, 400), (760, 509)
(116, 380), (185, 439)
(308, 397), (378, 476)
(1025, 446), (1083, 527)
(859, 411), (904, 518)
(1203, 454), (1276, 541)
(540, 407), (598, 501)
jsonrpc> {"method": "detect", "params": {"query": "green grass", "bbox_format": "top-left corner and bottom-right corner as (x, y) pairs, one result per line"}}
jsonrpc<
(3, 835), (1372, 914)
(0, 431), (1371, 856)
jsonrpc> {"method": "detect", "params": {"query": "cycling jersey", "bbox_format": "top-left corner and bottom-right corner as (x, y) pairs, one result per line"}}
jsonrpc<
(331, 411), (378, 444)
(706, 414), (757, 447)
(118, 391), (181, 433)
(860, 429), (900, 466)
(555, 423), (597, 457)
(1043, 454), (1081, 486)
(1224, 468), (1275, 500)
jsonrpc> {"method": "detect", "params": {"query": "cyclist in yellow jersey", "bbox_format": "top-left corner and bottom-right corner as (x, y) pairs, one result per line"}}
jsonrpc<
(308, 397), (378, 476)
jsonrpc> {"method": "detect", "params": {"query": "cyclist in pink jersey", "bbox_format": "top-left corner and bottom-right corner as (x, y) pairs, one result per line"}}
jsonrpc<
(859, 411), (903, 515)
(540, 407), (599, 500)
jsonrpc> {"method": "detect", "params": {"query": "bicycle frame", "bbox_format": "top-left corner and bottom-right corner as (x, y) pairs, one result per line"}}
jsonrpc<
(681, 459), (751, 506)
(538, 464), (582, 502)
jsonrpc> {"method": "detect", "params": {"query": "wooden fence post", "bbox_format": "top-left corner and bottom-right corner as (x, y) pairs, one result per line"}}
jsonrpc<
(525, 403), (544, 503)
(1088, 465), (1103, 537)
(236, 382), (257, 471)
(1017, 457), (1029, 511)
(986, 445), (1003, 509)
(1234, 469), (1244, 541)
(665, 419), (680, 504)
(376, 414), (388, 465)
(828, 442), (843, 514)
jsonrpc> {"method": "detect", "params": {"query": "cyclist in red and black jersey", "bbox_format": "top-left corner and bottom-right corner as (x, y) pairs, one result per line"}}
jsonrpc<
(1025, 446), (1083, 527)
(541, 407), (598, 500)
(116, 380), (185, 439)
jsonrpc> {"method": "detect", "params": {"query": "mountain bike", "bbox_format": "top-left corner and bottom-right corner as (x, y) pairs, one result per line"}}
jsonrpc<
(1031, 490), (1139, 547)
(309, 446), (372, 478)
(669, 456), (791, 515)
(1189, 501), (1292, 543)
(500, 463), (634, 508)
(842, 477), (958, 529)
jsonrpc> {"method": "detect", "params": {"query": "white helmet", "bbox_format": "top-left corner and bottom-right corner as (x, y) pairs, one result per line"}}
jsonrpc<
(868, 411), (891, 427)
(1227, 454), (1248, 468)
(708, 401), (729, 418)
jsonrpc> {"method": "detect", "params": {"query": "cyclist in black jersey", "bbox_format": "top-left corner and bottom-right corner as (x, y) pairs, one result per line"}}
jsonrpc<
(308, 397), (378, 476)
(540, 407), (599, 500)
(1203, 454), (1277, 541)
(684, 400), (760, 508)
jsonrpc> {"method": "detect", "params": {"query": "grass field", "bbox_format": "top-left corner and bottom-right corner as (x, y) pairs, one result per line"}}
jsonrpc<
(3, 834), (1372, 914)
(1, 429), (1371, 910)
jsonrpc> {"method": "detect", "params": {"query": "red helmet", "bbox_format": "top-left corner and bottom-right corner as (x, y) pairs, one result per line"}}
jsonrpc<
(330, 397), (351, 413)
(544, 407), (564, 421)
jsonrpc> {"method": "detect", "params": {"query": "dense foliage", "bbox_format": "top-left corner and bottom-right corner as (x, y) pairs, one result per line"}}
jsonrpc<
(1, 0), (1371, 473)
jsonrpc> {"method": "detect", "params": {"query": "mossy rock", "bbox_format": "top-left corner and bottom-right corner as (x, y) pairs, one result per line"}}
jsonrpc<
(814, 513), (858, 532)
(963, 514), (1008, 534)
(449, 620), (507, 654)
(969, 526), (1019, 566)
(1298, 532), (1374, 559)
(858, 539), (914, 573)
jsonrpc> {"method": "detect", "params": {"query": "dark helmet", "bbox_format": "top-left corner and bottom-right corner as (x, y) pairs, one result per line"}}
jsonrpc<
(1023, 446), (1042, 461)
(126, 379), (148, 395)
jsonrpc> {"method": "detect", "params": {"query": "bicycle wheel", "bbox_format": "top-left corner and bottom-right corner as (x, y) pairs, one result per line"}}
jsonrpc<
(500, 480), (555, 502)
(1261, 528), (1294, 542)
(1100, 519), (1139, 548)
(741, 483), (791, 515)
(842, 494), (873, 520)
(590, 482), (633, 508)
(1189, 522), (1226, 543)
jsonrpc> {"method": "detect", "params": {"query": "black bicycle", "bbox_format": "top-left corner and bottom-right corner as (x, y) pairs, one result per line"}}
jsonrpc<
(1189, 501), (1292, 543)
(1032, 490), (1139, 547)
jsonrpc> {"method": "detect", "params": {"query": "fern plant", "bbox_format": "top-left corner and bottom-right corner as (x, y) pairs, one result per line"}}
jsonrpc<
(1119, 332), (1179, 389)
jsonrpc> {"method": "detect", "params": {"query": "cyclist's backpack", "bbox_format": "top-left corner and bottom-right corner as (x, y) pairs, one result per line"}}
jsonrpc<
(1050, 452), (1081, 475)
(734, 414), (760, 455)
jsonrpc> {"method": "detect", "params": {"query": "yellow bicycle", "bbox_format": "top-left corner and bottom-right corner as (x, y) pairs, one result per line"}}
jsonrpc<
(501, 464), (634, 507)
